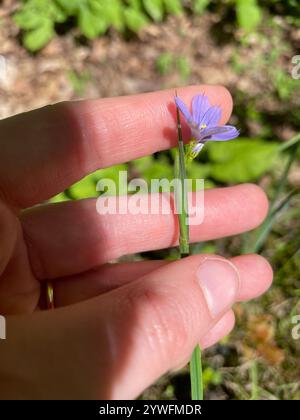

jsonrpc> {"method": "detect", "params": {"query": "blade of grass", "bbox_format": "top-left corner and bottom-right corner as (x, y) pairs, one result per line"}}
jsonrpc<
(278, 132), (300, 152)
(244, 141), (299, 254)
(175, 98), (189, 255)
(250, 360), (259, 400)
(270, 144), (299, 211)
(174, 93), (203, 400)
(251, 187), (300, 253)
(190, 345), (203, 400)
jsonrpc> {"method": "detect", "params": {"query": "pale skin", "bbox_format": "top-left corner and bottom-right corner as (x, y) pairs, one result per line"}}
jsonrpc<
(0, 85), (272, 399)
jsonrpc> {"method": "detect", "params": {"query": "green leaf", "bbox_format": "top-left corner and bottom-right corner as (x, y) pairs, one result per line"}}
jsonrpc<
(202, 366), (222, 387)
(207, 139), (279, 183)
(55, 0), (82, 15)
(78, 5), (108, 38)
(132, 156), (174, 188)
(50, 192), (69, 203)
(124, 7), (148, 32)
(176, 56), (191, 81)
(156, 52), (174, 75)
(67, 173), (98, 199)
(163, 0), (183, 15)
(186, 160), (211, 189)
(102, 0), (125, 32)
(193, 0), (210, 15)
(23, 20), (55, 51)
(14, 10), (46, 30)
(94, 165), (128, 195)
(127, 0), (143, 10)
(143, 0), (164, 22)
(67, 165), (128, 200)
(236, 0), (262, 32)
(14, 0), (67, 28)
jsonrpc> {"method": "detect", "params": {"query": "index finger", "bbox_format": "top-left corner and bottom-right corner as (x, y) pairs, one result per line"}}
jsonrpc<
(0, 85), (233, 208)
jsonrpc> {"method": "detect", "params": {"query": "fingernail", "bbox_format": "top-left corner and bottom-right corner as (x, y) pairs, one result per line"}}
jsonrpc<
(197, 259), (239, 318)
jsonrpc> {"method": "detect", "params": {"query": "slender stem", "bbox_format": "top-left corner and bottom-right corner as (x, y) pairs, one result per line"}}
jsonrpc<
(175, 102), (189, 255)
(244, 142), (299, 254)
(190, 345), (203, 400)
(278, 132), (300, 152)
(174, 94), (203, 400)
(270, 144), (298, 211)
(251, 187), (299, 253)
(250, 360), (259, 400)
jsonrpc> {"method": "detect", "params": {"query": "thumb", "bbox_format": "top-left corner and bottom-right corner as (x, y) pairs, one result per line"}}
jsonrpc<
(84, 254), (240, 398)
(1, 255), (240, 399)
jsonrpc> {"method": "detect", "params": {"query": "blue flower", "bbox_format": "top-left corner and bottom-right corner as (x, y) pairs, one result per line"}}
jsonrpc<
(175, 94), (239, 157)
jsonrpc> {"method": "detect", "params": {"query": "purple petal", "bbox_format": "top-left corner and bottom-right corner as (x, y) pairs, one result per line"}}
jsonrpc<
(208, 125), (240, 141)
(192, 125), (227, 142)
(191, 127), (203, 142)
(175, 96), (193, 125)
(200, 106), (222, 128)
(200, 125), (232, 139)
(192, 94), (211, 125)
(192, 142), (205, 154)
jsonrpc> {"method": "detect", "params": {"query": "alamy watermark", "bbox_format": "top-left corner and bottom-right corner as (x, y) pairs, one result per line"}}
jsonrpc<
(0, 315), (6, 340)
(291, 55), (300, 80)
(95, 172), (205, 225)
(0, 55), (7, 84)
(291, 315), (300, 340)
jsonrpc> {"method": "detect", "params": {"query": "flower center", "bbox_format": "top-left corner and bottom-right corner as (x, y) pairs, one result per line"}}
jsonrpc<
(200, 123), (207, 130)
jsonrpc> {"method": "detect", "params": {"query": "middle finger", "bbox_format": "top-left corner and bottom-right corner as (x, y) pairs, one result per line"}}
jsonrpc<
(21, 183), (268, 280)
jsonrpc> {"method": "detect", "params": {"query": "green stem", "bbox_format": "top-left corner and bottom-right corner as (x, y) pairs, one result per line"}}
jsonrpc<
(270, 144), (298, 211)
(278, 132), (300, 152)
(244, 142), (299, 254)
(250, 360), (259, 400)
(174, 94), (203, 400)
(175, 103), (189, 255)
(251, 187), (299, 253)
(190, 345), (203, 400)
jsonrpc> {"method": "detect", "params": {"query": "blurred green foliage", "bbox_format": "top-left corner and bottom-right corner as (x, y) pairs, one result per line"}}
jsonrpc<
(51, 138), (285, 203)
(13, 0), (286, 51)
(14, 0), (183, 51)
(207, 139), (279, 183)
(202, 366), (223, 387)
(156, 53), (191, 81)
(67, 69), (91, 95)
(14, 0), (65, 51)
(236, 0), (261, 32)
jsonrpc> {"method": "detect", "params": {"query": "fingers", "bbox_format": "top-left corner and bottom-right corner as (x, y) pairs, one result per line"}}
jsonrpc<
(200, 310), (235, 350)
(60, 254), (268, 398)
(54, 260), (168, 306)
(2, 254), (272, 399)
(173, 310), (236, 371)
(53, 254), (272, 307)
(230, 254), (273, 300)
(0, 86), (232, 208)
(0, 200), (16, 276)
(89, 254), (269, 398)
(21, 184), (268, 279)
(0, 201), (39, 314)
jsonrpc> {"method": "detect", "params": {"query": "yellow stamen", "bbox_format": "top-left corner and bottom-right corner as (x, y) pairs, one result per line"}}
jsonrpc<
(200, 124), (207, 129)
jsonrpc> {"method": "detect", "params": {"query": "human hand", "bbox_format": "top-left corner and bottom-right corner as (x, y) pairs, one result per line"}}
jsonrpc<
(0, 86), (272, 399)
